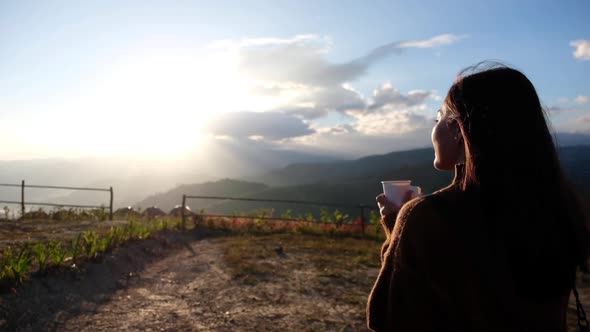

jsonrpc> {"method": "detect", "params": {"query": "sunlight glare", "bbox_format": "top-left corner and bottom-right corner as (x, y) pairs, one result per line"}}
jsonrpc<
(17, 49), (302, 160)
(42, 52), (254, 158)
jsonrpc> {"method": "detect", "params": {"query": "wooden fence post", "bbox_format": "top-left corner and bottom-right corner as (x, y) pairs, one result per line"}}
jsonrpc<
(181, 195), (186, 229)
(109, 187), (114, 221)
(21, 180), (25, 219)
(359, 206), (365, 238)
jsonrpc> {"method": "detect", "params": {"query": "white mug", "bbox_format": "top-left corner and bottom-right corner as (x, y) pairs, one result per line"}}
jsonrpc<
(381, 180), (422, 206)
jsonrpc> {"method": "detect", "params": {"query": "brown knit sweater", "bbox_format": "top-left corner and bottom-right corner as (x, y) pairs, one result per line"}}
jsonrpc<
(366, 165), (571, 332)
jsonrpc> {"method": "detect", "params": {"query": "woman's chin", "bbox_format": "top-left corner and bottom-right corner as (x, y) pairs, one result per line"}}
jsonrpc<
(433, 159), (453, 171)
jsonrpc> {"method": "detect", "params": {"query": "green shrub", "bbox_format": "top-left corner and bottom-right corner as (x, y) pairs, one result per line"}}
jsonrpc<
(33, 242), (49, 272)
(3, 245), (33, 284)
(48, 241), (67, 267)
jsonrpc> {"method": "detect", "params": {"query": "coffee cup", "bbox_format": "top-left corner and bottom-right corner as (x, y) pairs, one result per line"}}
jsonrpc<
(381, 180), (422, 206)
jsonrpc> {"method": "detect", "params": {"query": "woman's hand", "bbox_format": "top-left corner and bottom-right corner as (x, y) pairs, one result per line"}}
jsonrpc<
(376, 190), (415, 235)
(376, 190), (414, 218)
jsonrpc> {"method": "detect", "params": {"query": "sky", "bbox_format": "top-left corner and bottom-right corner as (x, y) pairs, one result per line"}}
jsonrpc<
(1, 0), (589, 161)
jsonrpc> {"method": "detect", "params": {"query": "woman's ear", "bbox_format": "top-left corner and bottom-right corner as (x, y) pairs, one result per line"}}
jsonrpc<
(449, 119), (463, 143)
(447, 116), (458, 126)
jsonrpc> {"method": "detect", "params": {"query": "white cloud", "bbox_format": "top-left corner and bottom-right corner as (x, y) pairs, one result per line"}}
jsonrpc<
(236, 41), (365, 86)
(398, 34), (468, 49)
(575, 95), (589, 104)
(547, 95), (590, 116)
(330, 124), (356, 135)
(328, 85), (435, 136)
(206, 33), (460, 147)
(283, 84), (366, 119)
(551, 110), (590, 134)
(282, 106), (329, 120)
(286, 85), (436, 146)
(209, 34), (328, 50)
(366, 83), (432, 112)
(353, 109), (433, 136)
(204, 111), (315, 140)
(225, 33), (453, 121)
(283, 126), (433, 158)
(316, 124), (357, 136)
(220, 32), (465, 99)
(570, 40), (590, 61)
(360, 34), (467, 64)
(431, 91), (443, 101)
(566, 114), (590, 134)
(547, 105), (567, 115)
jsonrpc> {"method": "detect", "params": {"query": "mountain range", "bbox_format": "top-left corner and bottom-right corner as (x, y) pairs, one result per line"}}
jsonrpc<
(1, 136), (589, 217)
(134, 145), (590, 218)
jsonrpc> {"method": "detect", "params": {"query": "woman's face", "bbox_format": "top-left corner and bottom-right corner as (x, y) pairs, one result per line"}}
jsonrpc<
(431, 105), (464, 171)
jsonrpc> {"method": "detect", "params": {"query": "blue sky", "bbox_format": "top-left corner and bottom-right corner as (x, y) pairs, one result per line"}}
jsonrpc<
(1, 0), (589, 160)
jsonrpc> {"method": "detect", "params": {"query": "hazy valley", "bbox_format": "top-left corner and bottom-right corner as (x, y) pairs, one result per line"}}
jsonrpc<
(2, 140), (589, 218)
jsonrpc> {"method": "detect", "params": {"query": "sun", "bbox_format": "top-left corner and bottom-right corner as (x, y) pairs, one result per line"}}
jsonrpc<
(25, 50), (291, 159)
(77, 52), (252, 158)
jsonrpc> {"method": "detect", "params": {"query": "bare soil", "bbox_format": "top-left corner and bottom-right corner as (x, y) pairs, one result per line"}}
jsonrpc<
(0, 228), (588, 331)
(0, 229), (381, 331)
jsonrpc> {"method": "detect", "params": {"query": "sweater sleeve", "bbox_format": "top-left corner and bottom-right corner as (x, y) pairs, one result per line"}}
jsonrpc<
(379, 212), (398, 262)
(367, 195), (458, 331)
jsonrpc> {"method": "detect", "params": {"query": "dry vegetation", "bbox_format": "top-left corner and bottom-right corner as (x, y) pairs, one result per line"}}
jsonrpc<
(0, 226), (384, 331)
(0, 213), (588, 331)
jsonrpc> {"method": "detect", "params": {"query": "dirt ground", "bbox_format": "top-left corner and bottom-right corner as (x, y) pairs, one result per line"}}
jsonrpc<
(0, 228), (588, 331)
(0, 229), (379, 331)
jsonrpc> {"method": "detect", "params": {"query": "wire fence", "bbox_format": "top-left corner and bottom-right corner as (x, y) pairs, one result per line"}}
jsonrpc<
(181, 194), (379, 236)
(0, 181), (114, 220)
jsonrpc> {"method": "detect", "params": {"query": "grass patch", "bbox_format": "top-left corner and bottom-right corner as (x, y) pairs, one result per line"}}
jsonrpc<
(0, 216), (186, 292)
(218, 232), (383, 301)
(221, 235), (285, 284)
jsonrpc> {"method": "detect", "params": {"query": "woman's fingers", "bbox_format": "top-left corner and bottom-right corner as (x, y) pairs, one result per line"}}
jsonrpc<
(376, 193), (387, 206)
(403, 190), (414, 202)
(376, 193), (397, 217)
(376, 190), (419, 218)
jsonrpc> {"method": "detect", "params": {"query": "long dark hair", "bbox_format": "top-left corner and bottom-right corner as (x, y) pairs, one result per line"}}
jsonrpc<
(444, 62), (589, 298)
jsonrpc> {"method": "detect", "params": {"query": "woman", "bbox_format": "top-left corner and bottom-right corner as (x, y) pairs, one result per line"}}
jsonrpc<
(366, 63), (590, 331)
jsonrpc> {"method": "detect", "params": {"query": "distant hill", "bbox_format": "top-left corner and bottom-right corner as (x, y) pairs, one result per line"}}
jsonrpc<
(131, 148), (455, 217)
(47, 172), (215, 209)
(246, 147), (438, 187)
(2, 133), (588, 211)
(554, 133), (590, 147)
(134, 179), (269, 213)
(250, 145), (590, 189)
(132, 145), (590, 218)
(0, 143), (338, 210)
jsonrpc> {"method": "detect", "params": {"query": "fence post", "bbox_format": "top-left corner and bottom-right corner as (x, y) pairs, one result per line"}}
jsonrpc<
(359, 206), (365, 238)
(181, 195), (186, 229)
(109, 187), (114, 221)
(21, 180), (25, 219)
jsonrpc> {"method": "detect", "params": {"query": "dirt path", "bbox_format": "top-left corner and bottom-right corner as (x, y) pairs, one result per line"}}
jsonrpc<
(61, 238), (236, 331)
(1, 230), (374, 331)
(1, 228), (588, 331)
(60, 239), (368, 331)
